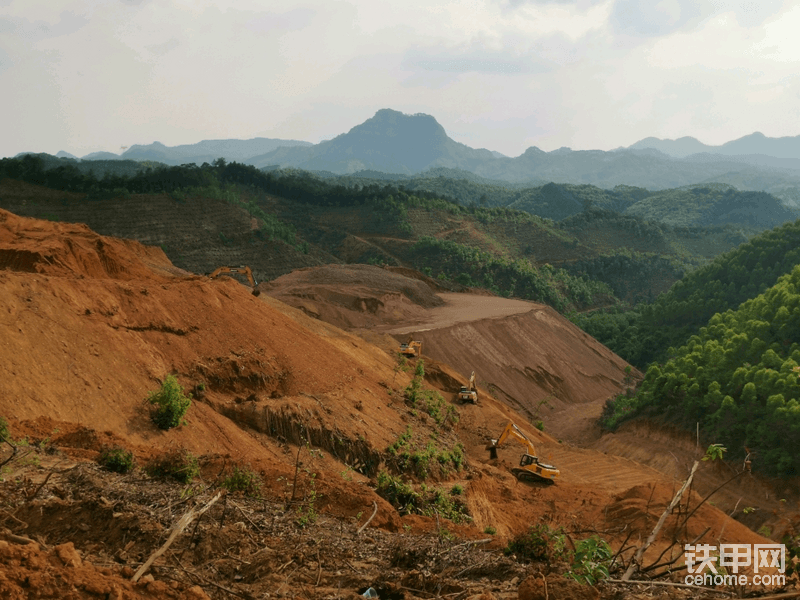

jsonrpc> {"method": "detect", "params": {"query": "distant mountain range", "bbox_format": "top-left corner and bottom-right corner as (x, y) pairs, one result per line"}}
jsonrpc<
(628, 132), (800, 160)
(239, 111), (800, 199)
(13, 109), (800, 200)
(41, 138), (313, 166)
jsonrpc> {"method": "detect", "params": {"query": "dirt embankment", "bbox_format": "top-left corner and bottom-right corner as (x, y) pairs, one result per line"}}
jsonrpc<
(388, 302), (633, 418)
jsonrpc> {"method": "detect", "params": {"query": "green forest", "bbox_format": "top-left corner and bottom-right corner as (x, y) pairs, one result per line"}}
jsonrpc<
(0, 155), (612, 312)
(602, 265), (800, 476)
(327, 169), (796, 233)
(572, 220), (800, 368)
(406, 237), (612, 311)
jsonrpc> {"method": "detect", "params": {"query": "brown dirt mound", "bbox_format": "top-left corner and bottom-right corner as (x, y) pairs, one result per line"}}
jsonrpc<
(262, 263), (445, 329)
(0, 209), (183, 280)
(0, 539), (210, 599)
(392, 304), (635, 414)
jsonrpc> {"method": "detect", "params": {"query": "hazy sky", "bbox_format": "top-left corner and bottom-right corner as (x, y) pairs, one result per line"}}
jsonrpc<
(1, 0), (799, 158)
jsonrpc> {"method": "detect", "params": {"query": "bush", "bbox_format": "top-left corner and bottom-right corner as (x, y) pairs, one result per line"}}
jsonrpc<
(567, 536), (613, 585)
(484, 526), (497, 535)
(404, 360), (459, 427)
(147, 375), (192, 430)
(0, 417), (9, 442)
(599, 390), (638, 431)
(376, 471), (471, 523)
(146, 449), (200, 483)
(450, 484), (464, 496)
(505, 524), (568, 564)
(97, 447), (135, 474)
(221, 465), (262, 497)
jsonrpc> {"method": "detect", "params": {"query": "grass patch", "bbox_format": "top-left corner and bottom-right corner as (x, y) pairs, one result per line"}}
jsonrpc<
(386, 426), (465, 479)
(376, 470), (471, 524)
(404, 360), (459, 427)
(97, 447), (135, 474)
(146, 449), (200, 484)
(221, 465), (262, 498)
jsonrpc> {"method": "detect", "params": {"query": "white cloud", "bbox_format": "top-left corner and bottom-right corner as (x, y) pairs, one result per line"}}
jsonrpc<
(0, 0), (799, 157)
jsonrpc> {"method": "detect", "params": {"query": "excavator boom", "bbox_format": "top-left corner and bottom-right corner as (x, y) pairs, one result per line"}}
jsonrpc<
(208, 265), (261, 296)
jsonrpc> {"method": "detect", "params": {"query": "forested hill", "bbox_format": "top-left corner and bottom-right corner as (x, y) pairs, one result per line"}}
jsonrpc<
(325, 171), (798, 232)
(9, 153), (799, 234)
(623, 183), (798, 228)
(573, 219), (800, 369)
(601, 265), (800, 476)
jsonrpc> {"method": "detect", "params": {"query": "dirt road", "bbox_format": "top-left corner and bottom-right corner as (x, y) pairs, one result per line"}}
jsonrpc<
(383, 293), (545, 334)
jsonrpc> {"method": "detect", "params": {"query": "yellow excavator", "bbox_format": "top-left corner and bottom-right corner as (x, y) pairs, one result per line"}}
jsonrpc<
(207, 265), (261, 296)
(458, 371), (478, 404)
(398, 337), (422, 358)
(486, 422), (559, 483)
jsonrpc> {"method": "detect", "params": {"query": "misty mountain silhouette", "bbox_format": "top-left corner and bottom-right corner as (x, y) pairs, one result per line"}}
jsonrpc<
(247, 108), (496, 174)
(628, 132), (800, 161)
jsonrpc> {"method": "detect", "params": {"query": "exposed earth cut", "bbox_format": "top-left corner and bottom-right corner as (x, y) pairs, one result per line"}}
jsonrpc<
(0, 209), (797, 598)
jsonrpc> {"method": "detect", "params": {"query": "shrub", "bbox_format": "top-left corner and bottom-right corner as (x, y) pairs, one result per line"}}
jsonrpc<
(598, 390), (638, 431)
(567, 535), (613, 585)
(0, 416), (9, 442)
(97, 447), (135, 474)
(147, 375), (192, 430)
(404, 360), (459, 427)
(484, 526), (497, 535)
(222, 465), (262, 497)
(505, 524), (568, 564)
(376, 471), (471, 523)
(146, 449), (200, 483)
(450, 484), (464, 496)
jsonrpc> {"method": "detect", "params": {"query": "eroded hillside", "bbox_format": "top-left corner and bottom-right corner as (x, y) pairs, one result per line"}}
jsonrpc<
(0, 209), (794, 598)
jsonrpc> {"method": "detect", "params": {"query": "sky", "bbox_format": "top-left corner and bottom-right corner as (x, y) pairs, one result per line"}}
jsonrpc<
(1, 0), (799, 159)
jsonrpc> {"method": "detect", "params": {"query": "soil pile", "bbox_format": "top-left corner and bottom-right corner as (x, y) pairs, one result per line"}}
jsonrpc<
(262, 263), (445, 329)
(391, 305), (633, 416)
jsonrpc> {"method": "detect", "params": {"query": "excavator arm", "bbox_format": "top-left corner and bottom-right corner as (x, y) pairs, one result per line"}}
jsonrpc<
(208, 266), (261, 296)
(489, 423), (536, 457)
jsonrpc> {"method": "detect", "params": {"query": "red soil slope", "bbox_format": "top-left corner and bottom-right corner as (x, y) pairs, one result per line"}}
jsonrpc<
(265, 265), (634, 418)
(0, 209), (788, 598)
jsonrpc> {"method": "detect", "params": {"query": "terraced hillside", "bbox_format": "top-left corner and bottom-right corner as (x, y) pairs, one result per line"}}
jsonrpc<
(0, 159), (752, 312)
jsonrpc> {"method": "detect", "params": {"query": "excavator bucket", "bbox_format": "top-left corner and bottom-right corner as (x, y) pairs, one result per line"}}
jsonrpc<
(252, 288), (261, 297)
(486, 439), (499, 460)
